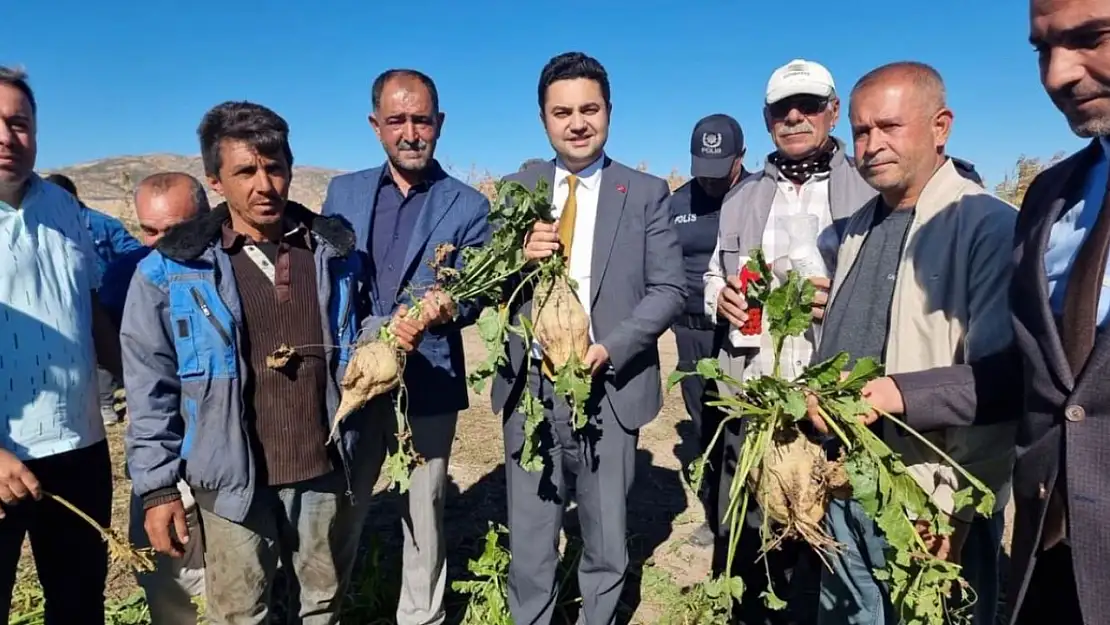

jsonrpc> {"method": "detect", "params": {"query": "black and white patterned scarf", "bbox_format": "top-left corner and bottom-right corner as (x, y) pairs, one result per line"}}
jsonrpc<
(769, 140), (838, 184)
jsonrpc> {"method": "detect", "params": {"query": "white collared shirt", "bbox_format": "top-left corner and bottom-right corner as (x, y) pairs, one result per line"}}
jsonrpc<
(552, 154), (604, 323)
(748, 172), (836, 380)
(532, 154), (604, 359)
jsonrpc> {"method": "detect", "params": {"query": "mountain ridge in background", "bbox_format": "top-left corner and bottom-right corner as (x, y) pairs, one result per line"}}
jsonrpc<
(41, 153), (348, 230)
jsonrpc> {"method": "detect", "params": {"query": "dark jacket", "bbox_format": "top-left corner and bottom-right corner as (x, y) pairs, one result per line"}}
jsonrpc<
(120, 202), (369, 524)
(893, 141), (1108, 624)
(321, 163), (492, 418)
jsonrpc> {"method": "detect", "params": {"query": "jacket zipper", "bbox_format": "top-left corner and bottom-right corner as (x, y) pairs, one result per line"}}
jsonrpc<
(190, 287), (233, 346)
(338, 279), (352, 337)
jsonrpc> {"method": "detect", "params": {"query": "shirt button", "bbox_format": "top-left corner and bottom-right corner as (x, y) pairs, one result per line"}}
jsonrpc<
(1038, 482), (1047, 499)
(1065, 404), (1085, 422)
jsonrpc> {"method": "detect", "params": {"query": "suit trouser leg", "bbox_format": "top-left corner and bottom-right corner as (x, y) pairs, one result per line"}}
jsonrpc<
(955, 513), (1003, 625)
(504, 391), (567, 625)
(332, 401), (390, 593)
(1014, 544), (1083, 625)
(573, 401), (637, 625)
(396, 412), (458, 625)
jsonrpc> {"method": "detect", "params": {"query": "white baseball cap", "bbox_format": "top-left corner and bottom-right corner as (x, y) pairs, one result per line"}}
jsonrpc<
(765, 59), (836, 105)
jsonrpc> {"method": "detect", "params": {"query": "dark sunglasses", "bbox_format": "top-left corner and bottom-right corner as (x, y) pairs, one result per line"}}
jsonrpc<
(768, 95), (829, 119)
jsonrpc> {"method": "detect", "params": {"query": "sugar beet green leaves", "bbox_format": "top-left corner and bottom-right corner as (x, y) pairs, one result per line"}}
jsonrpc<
(665, 247), (995, 625)
(465, 179), (595, 473)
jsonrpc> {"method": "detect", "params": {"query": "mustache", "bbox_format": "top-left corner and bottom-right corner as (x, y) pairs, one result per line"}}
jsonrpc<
(398, 138), (429, 152)
(779, 120), (815, 136)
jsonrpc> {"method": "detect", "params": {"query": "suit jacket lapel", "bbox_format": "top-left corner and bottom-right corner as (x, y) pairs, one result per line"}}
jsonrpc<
(590, 159), (628, 305)
(1028, 141), (1101, 389)
(356, 168), (382, 259)
(538, 161), (556, 204)
(398, 181), (459, 299)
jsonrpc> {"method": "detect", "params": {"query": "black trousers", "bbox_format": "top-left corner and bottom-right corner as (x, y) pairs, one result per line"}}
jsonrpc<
(0, 440), (113, 625)
(1014, 544), (1084, 625)
(672, 318), (727, 527)
(97, 366), (122, 412)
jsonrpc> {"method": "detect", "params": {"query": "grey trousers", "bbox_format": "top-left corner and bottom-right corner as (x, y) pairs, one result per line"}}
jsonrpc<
(129, 481), (206, 625)
(503, 371), (638, 625)
(395, 412), (458, 625)
(198, 471), (361, 625)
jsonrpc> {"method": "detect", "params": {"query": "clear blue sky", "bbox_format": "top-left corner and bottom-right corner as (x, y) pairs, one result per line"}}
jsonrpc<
(9, 0), (1089, 188)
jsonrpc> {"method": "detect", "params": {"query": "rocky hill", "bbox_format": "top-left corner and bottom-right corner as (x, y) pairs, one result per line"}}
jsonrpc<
(42, 153), (689, 234)
(41, 154), (347, 230)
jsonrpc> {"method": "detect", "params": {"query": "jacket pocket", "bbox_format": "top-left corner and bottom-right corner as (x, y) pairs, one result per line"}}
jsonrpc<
(720, 232), (742, 279)
(167, 280), (237, 379)
(169, 311), (206, 379)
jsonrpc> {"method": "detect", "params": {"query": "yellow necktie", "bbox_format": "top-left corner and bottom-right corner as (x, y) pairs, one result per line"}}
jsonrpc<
(558, 174), (578, 263)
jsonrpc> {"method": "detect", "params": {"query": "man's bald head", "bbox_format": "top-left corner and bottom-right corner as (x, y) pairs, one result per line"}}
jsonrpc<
(849, 61), (954, 209)
(133, 172), (210, 246)
(851, 61), (947, 117)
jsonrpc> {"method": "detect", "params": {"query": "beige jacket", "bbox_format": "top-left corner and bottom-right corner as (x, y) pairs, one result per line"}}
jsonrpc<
(826, 159), (1018, 521)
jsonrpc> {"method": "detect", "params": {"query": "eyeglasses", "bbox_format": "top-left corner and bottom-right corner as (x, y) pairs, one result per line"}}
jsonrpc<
(767, 95), (829, 119)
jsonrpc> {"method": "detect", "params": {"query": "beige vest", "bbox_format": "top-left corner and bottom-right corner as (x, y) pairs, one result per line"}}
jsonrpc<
(828, 159), (1018, 521)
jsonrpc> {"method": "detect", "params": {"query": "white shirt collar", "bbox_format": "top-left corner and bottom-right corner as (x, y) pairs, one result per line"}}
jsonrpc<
(555, 153), (605, 190)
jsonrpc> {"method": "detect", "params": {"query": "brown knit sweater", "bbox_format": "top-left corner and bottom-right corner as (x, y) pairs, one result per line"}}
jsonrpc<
(223, 223), (335, 486)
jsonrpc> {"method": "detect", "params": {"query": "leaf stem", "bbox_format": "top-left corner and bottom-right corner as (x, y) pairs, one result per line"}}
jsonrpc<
(875, 408), (993, 498)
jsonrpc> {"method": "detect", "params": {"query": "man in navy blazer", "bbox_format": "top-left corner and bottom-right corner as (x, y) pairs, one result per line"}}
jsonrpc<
(321, 69), (490, 625)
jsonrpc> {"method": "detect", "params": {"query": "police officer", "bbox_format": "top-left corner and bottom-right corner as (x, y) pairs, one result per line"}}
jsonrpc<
(669, 113), (749, 546)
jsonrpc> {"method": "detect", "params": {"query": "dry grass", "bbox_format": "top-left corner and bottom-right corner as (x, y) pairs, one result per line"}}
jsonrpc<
(993, 152), (1065, 206)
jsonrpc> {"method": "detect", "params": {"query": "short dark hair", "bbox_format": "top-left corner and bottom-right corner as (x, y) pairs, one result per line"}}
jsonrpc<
(0, 66), (36, 116)
(44, 173), (77, 197)
(197, 101), (294, 178)
(537, 52), (611, 111)
(371, 69), (440, 114)
(135, 172), (210, 213)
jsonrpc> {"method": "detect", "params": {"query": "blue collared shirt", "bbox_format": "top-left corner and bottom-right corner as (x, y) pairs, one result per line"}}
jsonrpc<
(1045, 138), (1110, 326)
(369, 161), (445, 305)
(0, 175), (105, 459)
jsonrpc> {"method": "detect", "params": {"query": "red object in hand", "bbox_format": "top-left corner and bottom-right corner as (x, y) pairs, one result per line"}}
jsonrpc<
(740, 306), (763, 335)
(738, 265), (762, 293)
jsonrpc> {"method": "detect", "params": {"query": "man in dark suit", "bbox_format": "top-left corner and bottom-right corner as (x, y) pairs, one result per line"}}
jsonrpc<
(321, 69), (490, 625)
(873, 3), (1110, 623)
(1001, 2), (1110, 621)
(492, 51), (686, 625)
